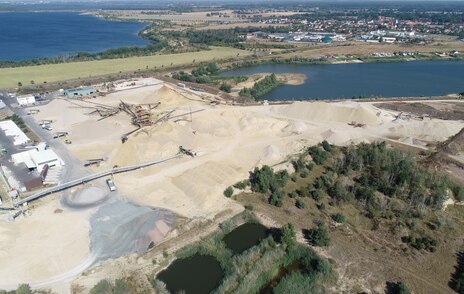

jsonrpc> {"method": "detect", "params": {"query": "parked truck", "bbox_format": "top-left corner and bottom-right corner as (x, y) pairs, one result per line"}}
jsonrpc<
(106, 178), (116, 192)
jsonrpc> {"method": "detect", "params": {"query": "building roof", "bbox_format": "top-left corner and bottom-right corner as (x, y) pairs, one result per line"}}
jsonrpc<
(0, 120), (30, 146)
(30, 149), (60, 165)
(64, 86), (94, 93)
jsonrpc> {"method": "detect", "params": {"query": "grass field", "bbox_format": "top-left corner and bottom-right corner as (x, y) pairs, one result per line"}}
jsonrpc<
(0, 46), (247, 89)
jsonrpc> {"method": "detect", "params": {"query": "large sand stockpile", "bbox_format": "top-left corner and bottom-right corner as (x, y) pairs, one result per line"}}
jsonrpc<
(277, 101), (382, 125)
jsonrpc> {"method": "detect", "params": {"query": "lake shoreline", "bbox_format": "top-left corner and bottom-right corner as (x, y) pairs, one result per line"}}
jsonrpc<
(221, 60), (464, 100)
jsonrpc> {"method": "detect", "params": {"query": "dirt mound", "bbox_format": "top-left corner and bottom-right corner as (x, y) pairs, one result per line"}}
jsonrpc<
(389, 121), (463, 142)
(146, 85), (186, 106)
(278, 101), (382, 125)
(438, 127), (464, 155)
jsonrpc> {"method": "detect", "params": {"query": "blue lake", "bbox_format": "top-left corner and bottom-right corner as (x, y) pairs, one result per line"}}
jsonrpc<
(222, 60), (464, 99)
(0, 12), (148, 61)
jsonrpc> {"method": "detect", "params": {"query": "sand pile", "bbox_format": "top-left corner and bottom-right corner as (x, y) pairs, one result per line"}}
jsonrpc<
(261, 145), (282, 163)
(239, 112), (287, 133)
(283, 121), (307, 135)
(277, 101), (382, 125)
(321, 129), (356, 144)
(145, 85), (186, 106)
(192, 115), (235, 137)
(388, 120), (463, 142)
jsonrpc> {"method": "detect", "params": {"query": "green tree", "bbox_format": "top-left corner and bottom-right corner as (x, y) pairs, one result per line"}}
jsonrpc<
(304, 223), (330, 247)
(207, 62), (219, 74)
(90, 280), (112, 294)
(16, 284), (32, 294)
(114, 279), (129, 294)
(281, 223), (296, 249)
(390, 281), (411, 294)
(219, 82), (232, 93)
(331, 213), (345, 223)
(450, 252), (464, 293)
(224, 186), (233, 198)
(296, 198), (306, 209)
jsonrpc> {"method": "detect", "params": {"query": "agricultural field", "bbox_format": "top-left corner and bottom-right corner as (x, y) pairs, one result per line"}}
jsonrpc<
(0, 46), (247, 89)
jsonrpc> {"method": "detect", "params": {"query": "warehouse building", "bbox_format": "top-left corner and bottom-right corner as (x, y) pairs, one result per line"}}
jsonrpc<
(12, 145), (64, 173)
(63, 86), (95, 98)
(16, 95), (36, 106)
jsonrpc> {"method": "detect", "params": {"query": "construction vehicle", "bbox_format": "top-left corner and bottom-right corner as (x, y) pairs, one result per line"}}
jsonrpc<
(179, 146), (197, 157)
(27, 109), (40, 115)
(348, 121), (365, 128)
(41, 124), (52, 131)
(106, 178), (116, 192)
(84, 158), (106, 167)
(53, 132), (68, 139)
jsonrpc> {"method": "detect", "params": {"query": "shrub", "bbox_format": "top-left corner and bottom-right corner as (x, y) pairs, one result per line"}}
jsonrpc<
(16, 284), (32, 294)
(317, 203), (326, 211)
(220, 82), (232, 93)
(244, 204), (254, 211)
(90, 280), (112, 294)
(388, 281), (411, 294)
(114, 279), (129, 294)
(304, 223), (331, 247)
(401, 235), (437, 252)
(234, 180), (249, 190)
(454, 185), (464, 202)
(449, 251), (464, 294)
(281, 223), (296, 249)
(321, 140), (332, 152)
(288, 191), (298, 198)
(331, 213), (345, 223)
(300, 169), (309, 178)
(224, 186), (234, 198)
(307, 146), (328, 165)
(269, 190), (283, 207)
(311, 189), (324, 202)
(296, 198), (306, 209)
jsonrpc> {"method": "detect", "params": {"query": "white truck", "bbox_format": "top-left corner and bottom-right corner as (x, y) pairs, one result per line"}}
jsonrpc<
(106, 178), (116, 192)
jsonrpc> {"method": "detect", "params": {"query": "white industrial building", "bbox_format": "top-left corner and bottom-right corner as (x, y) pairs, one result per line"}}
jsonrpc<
(12, 144), (64, 173)
(0, 120), (30, 146)
(16, 95), (36, 106)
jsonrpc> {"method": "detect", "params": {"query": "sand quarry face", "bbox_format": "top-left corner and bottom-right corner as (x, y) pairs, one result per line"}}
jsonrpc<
(2, 83), (463, 289)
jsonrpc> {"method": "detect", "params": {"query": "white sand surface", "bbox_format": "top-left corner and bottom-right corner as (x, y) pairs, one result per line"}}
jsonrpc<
(0, 200), (91, 289)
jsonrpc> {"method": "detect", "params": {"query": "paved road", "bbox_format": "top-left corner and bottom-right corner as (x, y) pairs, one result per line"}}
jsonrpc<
(0, 92), (92, 197)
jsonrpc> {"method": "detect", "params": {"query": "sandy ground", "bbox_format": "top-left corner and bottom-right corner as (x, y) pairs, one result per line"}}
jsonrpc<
(0, 199), (91, 289)
(232, 73), (306, 93)
(1, 80), (463, 291)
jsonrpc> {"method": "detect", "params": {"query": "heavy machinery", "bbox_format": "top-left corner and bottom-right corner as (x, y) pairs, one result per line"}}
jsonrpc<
(84, 158), (106, 167)
(179, 146), (197, 157)
(53, 132), (68, 139)
(27, 109), (40, 115)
